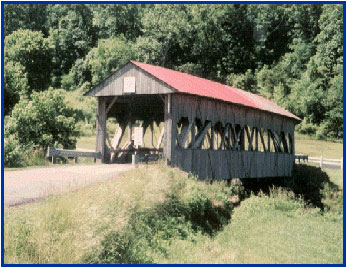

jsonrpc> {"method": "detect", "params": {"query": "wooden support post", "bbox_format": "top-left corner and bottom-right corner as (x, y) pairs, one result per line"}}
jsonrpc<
(255, 128), (258, 151)
(190, 120), (196, 148)
(272, 132), (283, 152)
(150, 123), (154, 148)
(192, 121), (212, 149)
(164, 94), (175, 164)
(52, 156), (56, 164)
(210, 126), (215, 150)
(74, 157), (78, 164)
(226, 125), (232, 150)
(245, 127), (255, 151)
(240, 127), (245, 151)
(156, 127), (165, 149)
(106, 96), (118, 115)
(231, 126), (240, 151)
(178, 120), (193, 148)
(219, 125), (228, 150)
(111, 123), (126, 149)
(106, 133), (113, 149)
(267, 130), (271, 152)
(259, 129), (266, 152)
(128, 121), (133, 142)
(281, 132), (289, 153)
(96, 97), (107, 163)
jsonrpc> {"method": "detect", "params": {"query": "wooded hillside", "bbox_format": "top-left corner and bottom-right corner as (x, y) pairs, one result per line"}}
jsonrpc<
(4, 4), (343, 140)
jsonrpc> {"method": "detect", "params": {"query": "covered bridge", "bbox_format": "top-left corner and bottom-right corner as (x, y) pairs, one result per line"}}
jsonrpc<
(84, 61), (301, 180)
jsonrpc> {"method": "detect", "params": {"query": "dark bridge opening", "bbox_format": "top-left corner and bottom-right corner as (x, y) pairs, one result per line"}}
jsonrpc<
(100, 95), (165, 163)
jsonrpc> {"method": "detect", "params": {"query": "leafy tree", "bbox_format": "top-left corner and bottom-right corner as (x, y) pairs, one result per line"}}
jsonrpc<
(134, 4), (192, 67)
(191, 4), (256, 78)
(92, 4), (144, 41)
(88, 36), (135, 86)
(320, 65), (343, 139)
(63, 35), (134, 91)
(285, 4), (322, 42)
(289, 57), (327, 125)
(47, 4), (97, 85)
(4, 61), (29, 115)
(7, 90), (79, 150)
(226, 70), (257, 93)
(4, 4), (48, 36)
(5, 29), (53, 92)
(315, 4), (343, 76)
(4, 135), (24, 167)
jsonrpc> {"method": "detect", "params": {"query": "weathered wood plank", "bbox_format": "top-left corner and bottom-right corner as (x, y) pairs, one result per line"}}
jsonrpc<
(192, 121), (212, 149)
(106, 96), (118, 115)
(47, 147), (101, 159)
(96, 97), (107, 163)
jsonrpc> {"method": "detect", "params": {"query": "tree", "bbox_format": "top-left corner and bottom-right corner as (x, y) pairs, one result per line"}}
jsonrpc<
(320, 64), (343, 139)
(134, 4), (192, 68)
(4, 61), (29, 115)
(289, 57), (327, 125)
(7, 90), (79, 150)
(63, 35), (134, 92)
(5, 29), (53, 92)
(47, 4), (97, 85)
(88, 36), (135, 86)
(226, 70), (257, 93)
(4, 4), (48, 36)
(92, 4), (144, 41)
(191, 4), (256, 78)
(315, 4), (343, 76)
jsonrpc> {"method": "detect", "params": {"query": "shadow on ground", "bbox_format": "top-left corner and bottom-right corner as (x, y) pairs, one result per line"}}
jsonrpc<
(241, 164), (340, 210)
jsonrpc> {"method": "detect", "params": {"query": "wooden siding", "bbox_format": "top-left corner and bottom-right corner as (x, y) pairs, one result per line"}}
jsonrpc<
(85, 63), (174, 97)
(173, 149), (294, 179)
(168, 94), (296, 179)
(171, 94), (295, 134)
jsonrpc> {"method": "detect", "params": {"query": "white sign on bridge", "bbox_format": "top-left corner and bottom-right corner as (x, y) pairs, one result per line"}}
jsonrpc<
(123, 77), (136, 93)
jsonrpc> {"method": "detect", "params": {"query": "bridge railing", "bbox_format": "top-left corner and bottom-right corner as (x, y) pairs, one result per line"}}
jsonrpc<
(47, 147), (101, 164)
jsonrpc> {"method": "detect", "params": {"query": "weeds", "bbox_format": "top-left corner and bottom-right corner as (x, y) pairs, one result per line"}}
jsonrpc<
(4, 163), (343, 264)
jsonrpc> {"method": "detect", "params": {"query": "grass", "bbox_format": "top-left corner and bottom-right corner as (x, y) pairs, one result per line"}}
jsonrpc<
(4, 163), (343, 264)
(295, 133), (343, 159)
(159, 191), (342, 264)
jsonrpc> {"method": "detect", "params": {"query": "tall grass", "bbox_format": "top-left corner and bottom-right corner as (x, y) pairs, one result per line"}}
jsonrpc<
(4, 163), (343, 264)
(158, 189), (343, 264)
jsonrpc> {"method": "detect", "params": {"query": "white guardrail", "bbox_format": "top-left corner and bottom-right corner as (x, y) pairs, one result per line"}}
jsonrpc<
(295, 154), (343, 171)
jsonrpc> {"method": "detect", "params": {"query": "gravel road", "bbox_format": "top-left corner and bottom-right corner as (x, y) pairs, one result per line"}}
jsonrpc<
(4, 164), (133, 207)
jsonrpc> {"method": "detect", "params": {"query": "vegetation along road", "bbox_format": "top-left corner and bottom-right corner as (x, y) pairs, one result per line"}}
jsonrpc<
(4, 164), (133, 207)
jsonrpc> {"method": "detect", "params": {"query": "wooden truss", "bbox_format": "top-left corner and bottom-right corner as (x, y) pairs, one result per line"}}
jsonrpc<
(175, 118), (293, 154)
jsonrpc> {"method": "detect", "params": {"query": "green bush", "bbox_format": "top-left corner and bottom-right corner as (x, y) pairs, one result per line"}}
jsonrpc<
(296, 118), (318, 136)
(4, 135), (24, 167)
(241, 164), (340, 211)
(7, 89), (79, 150)
(85, 173), (234, 264)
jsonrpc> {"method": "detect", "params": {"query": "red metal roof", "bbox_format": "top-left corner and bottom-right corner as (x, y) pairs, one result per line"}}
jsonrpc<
(131, 61), (301, 121)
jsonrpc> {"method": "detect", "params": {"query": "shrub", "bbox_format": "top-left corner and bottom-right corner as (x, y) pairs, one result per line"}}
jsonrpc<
(4, 135), (24, 167)
(85, 170), (234, 264)
(296, 119), (318, 136)
(8, 89), (79, 150)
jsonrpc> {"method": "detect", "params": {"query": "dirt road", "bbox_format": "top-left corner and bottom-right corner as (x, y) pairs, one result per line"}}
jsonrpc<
(4, 164), (133, 207)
